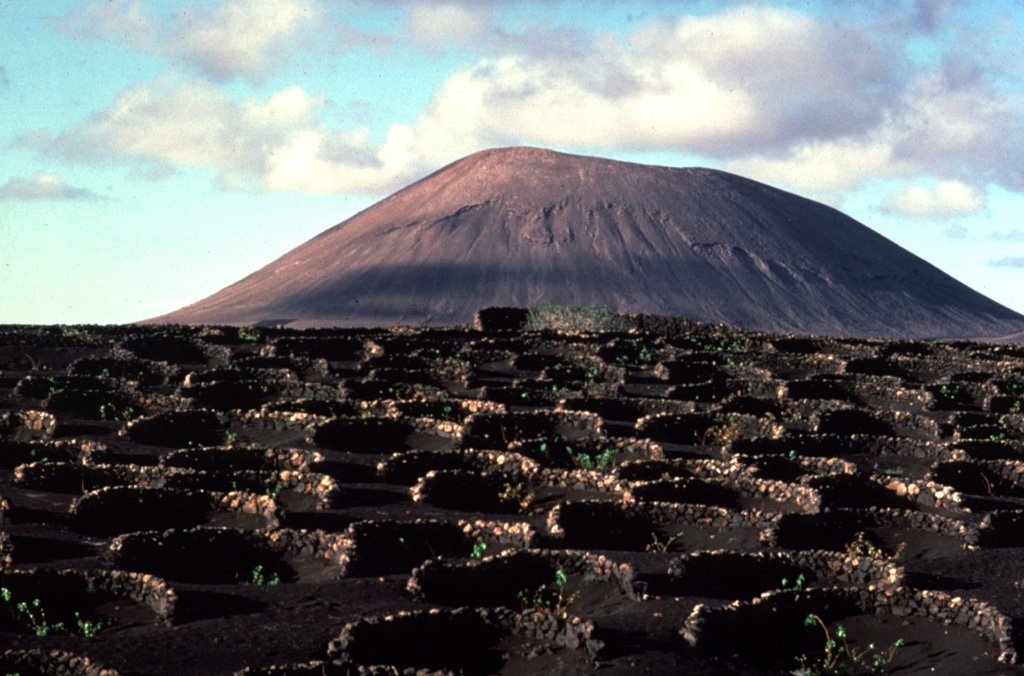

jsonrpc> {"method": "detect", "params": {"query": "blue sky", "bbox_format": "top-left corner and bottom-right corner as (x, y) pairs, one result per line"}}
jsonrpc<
(2, 0), (1024, 324)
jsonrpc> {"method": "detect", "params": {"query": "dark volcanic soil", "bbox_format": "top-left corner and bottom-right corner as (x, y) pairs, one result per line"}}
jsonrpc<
(3, 313), (1024, 675)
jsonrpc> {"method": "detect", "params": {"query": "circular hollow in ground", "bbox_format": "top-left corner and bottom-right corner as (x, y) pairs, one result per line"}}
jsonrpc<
(0, 569), (166, 636)
(932, 461), (1024, 498)
(377, 449), (470, 485)
(71, 487), (216, 536)
(343, 519), (475, 576)
(666, 551), (811, 599)
(770, 512), (869, 551)
(411, 550), (559, 608)
(463, 411), (602, 450)
(628, 477), (739, 507)
(125, 410), (227, 448)
(312, 417), (412, 454)
(328, 608), (505, 676)
(551, 501), (654, 551)
(110, 528), (295, 585)
(119, 334), (209, 364)
(412, 469), (531, 514)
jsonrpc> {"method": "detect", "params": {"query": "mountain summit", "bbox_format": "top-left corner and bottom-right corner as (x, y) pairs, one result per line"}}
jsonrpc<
(148, 147), (1024, 339)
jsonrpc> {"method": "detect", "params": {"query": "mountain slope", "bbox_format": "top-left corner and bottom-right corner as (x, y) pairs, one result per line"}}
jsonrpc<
(148, 146), (1024, 339)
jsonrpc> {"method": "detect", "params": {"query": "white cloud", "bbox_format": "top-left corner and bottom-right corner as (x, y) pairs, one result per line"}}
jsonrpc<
(390, 5), (1024, 200)
(892, 70), (1024, 187)
(406, 3), (492, 47)
(398, 6), (897, 158)
(61, 0), (154, 46)
(61, 0), (319, 80)
(0, 174), (101, 201)
(169, 0), (319, 80)
(719, 64), (1024, 198)
(340, 4), (908, 200)
(39, 2), (1024, 202)
(881, 180), (987, 219)
(724, 137), (898, 198)
(26, 78), (414, 195)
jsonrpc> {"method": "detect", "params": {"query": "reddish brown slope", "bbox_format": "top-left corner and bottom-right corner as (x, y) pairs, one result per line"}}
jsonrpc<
(148, 147), (1024, 339)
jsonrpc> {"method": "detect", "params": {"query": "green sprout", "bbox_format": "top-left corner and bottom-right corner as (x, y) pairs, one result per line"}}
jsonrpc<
(645, 532), (683, 553)
(1, 586), (104, 638)
(246, 565), (281, 586)
(795, 613), (904, 675)
(517, 568), (579, 619)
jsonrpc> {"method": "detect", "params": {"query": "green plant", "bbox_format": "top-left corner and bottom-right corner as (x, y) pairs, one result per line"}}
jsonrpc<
(59, 325), (92, 340)
(645, 532), (683, 553)
(518, 568), (580, 619)
(75, 611), (104, 637)
(246, 565), (281, 586)
(237, 326), (262, 342)
(470, 542), (488, 559)
(1, 587), (65, 636)
(781, 572), (807, 595)
(1, 586), (104, 638)
(265, 482), (284, 499)
(613, 340), (655, 365)
(936, 383), (965, 402)
(567, 444), (623, 470)
(498, 482), (534, 513)
(845, 532), (905, 561)
(794, 613), (904, 675)
(99, 402), (136, 421)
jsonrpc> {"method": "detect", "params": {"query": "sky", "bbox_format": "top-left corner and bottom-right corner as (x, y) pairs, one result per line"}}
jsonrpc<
(2, 0), (1024, 325)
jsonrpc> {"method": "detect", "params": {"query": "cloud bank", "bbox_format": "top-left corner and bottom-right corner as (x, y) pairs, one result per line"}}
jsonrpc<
(62, 0), (320, 81)
(881, 180), (987, 218)
(29, 2), (1024, 206)
(20, 79), (412, 194)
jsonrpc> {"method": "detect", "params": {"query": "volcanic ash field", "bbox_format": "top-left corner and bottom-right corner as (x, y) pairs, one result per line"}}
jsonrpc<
(3, 311), (1024, 675)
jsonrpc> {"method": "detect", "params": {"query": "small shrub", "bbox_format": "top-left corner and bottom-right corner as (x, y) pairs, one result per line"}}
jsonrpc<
(245, 565), (281, 586)
(517, 569), (579, 619)
(845, 532), (905, 561)
(645, 532), (682, 553)
(563, 443), (623, 470)
(795, 613), (904, 675)
(781, 572), (807, 596)
(498, 482), (535, 513)
(237, 326), (262, 342)
(1, 586), (104, 638)
(75, 611), (104, 637)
